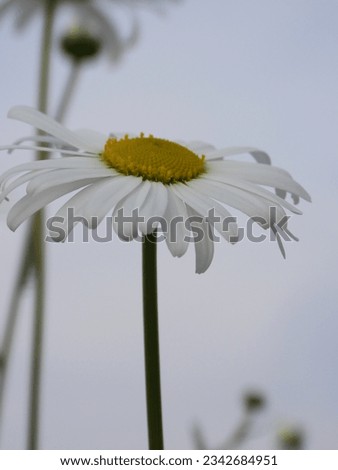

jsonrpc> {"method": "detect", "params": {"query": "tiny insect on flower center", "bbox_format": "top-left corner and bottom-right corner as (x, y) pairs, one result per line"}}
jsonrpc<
(101, 134), (206, 184)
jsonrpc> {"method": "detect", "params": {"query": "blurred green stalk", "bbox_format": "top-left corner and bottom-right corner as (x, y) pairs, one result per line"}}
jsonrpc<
(27, 0), (56, 450)
(0, 8), (97, 450)
(55, 60), (81, 122)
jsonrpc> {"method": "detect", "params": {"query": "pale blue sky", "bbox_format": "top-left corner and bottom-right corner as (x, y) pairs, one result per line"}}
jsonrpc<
(0, 0), (337, 449)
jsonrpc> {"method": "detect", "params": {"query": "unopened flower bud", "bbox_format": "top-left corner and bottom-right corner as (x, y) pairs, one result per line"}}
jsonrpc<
(243, 392), (265, 412)
(278, 428), (304, 450)
(60, 26), (102, 61)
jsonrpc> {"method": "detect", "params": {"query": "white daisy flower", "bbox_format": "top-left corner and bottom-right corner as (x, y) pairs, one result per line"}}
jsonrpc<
(0, 106), (310, 273)
(0, 0), (178, 61)
(0, 0), (176, 29)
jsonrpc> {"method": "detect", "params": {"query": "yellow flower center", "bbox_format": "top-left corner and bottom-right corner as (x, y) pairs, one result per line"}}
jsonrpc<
(101, 134), (206, 184)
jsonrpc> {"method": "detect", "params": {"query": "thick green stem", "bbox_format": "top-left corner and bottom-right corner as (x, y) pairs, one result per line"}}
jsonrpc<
(28, 213), (45, 450)
(142, 233), (164, 450)
(27, 0), (56, 450)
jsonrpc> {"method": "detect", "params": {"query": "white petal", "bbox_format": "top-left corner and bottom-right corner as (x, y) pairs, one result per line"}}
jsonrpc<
(112, 181), (151, 240)
(48, 188), (92, 241)
(188, 178), (286, 229)
(184, 141), (216, 155)
(26, 168), (115, 195)
(204, 147), (271, 164)
(207, 160), (311, 202)
(80, 3), (130, 60)
(7, 180), (95, 231)
(163, 189), (189, 258)
(9, 134), (62, 147)
(73, 129), (107, 150)
(0, 144), (95, 157)
(81, 175), (142, 228)
(283, 226), (299, 242)
(172, 182), (239, 242)
(0, 0), (15, 18)
(14, 0), (38, 29)
(51, 175), (141, 237)
(271, 224), (286, 259)
(138, 182), (168, 235)
(0, 169), (48, 203)
(186, 206), (214, 274)
(0, 157), (106, 188)
(8, 106), (103, 153)
(202, 172), (302, 214)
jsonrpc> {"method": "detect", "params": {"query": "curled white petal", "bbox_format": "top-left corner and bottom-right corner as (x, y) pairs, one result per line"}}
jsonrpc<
(163, 190), (189, 258)
(202, 172), (302, 215)
(138, 182), (168, 235)
(189, 178), (286, 229)
(26, 168), (115, 195)
(112, 181), (152, 240)
(82, 175), (142, 228)
(208, 160), (311, 202)
(172, 182), (238, 242)
(50, 175), (141, 238)
(0, 113), (310, 271)
(204, 146), (271, 164)
(8, 106), (103, 153)
(186, 206), (214, 274)
(8, 179), (97, 231)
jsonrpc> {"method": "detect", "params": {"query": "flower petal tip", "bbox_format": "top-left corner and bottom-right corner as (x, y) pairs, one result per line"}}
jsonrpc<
(7, 105), (29, 119)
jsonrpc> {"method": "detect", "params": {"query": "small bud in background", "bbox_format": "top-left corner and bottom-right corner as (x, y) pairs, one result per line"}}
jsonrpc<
(60, 26), (102, 62)
(243, 392), (265, 412)
(278, 428), (304, 450)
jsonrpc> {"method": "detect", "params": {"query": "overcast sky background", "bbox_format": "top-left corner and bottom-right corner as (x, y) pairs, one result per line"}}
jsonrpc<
(0, 0), (337, 450)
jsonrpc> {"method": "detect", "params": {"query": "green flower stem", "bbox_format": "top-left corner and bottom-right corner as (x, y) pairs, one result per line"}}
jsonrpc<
(27, 0), (56, 450)
(28, 213), (46, 450)
(142, 232), (164, 450)
(0, 1), (85, 448)
(0, 226), (34, 429)
(55, 60), (81, 122)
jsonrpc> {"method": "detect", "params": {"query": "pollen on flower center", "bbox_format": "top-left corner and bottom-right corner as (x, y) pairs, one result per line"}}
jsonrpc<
(101, 134), (206, 184)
